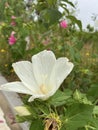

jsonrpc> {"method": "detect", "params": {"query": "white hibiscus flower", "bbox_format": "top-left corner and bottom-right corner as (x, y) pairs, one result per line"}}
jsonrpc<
(0, 50), (74, 102)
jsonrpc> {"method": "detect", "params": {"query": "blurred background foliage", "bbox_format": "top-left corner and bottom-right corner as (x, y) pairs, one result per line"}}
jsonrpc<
(0, 0), (98, 129)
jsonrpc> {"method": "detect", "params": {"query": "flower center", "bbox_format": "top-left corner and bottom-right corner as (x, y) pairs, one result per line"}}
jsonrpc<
(40, 84), (48, 94)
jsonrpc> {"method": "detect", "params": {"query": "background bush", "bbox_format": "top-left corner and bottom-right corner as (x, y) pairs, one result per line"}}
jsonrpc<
(0, 0), (98, 130)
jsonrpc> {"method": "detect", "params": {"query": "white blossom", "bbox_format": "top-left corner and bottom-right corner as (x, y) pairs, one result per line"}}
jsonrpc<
(0, 50), (74, 102)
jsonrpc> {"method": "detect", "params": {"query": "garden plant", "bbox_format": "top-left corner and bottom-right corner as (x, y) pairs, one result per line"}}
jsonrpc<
(0, 0), (98, 130)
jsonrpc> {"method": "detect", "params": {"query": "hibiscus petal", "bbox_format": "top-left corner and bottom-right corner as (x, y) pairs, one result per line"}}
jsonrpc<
(12, 61), (38, 91)
(28, 91), (55, 102)
(31, 50), (56, 87)
(28, 94), (45, 102)
(49, 57), (74, 94)
(55, 57), (74, 88)
(0, 81), (32, 95)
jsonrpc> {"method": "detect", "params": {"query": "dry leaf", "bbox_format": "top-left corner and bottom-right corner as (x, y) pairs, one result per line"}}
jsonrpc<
(44, 118), (58, 130)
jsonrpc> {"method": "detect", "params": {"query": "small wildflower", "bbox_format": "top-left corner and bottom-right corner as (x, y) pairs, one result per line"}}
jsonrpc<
(10, 69), (14, 73)
(8, 31), (16, 45)
(5, 64), (8, 67)
(0, 49), (6, 53)
(11, 16), (16, 19)
(1, 23), (6, 27)
(11, 16), (16, 26)
(92, 59), (96, 62)
(11, 21), (16, 26)
(86, 52), (90, 56)
(60, 20), (67, 28)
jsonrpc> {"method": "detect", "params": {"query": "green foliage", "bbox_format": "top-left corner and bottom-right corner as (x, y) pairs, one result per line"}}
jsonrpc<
(30, 119), (44, 130)
(49, 89), (72, 107)
(62, 103), (94, 130)
(0, 0), (98, 130)
(73, 89), (92, 105)
(16, 88), (98, 130)
(67, 15), (82, 30)
(62, 0), (75, 8)
(87, 84), (98, 104)
(40, 8), (62, 26)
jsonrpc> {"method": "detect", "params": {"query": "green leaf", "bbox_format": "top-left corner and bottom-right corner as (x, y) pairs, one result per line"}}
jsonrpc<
(46, 0), (57, 6)
(16, 115), (33, 123)
(62, 0), (75, 8)
(40, 8), (62, 26)
(67, 15), (82, 30)
(93, 106), (98, 115)
(48, 89), (72, 107)
(87, 84), (98, 100)
(36, 102), (50, 115)
(74, 41), (84, 51)
(93, 117), (98, 130)
(59, 3), (69, 14)
(63, 103), (94, 130)
(69, 46), (75, 61)
(73, 89), (92, 105)
(30, 119), (44, 130)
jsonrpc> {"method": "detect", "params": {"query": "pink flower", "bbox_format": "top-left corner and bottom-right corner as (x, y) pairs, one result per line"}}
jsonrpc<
(8, 31), (16, 45)
(11, 21), (16, 26)
(11, 16), (16, 19)
(11, 16), (16, 26)
(60, 20), (67, 28)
